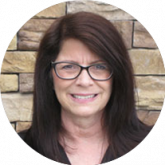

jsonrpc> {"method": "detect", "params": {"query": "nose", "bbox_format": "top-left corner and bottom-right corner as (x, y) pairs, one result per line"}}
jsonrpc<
(75, 69), (94, 87)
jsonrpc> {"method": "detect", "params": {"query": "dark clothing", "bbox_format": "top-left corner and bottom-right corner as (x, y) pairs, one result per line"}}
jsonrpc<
(18, 130), (113, 164)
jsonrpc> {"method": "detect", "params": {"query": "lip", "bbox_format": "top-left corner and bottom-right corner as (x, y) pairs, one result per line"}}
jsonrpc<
(69, 93), (98, 104)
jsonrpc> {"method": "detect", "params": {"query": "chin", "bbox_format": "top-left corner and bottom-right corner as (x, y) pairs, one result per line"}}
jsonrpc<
(70, 107), (103, 118)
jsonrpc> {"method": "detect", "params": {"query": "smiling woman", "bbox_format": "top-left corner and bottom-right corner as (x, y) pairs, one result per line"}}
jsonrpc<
(52, 38), (112, 120)
(18, 12), (152, 165)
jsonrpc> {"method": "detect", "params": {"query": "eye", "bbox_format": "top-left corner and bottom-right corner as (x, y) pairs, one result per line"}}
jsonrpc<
(60, 63), (80, 71)
(94, 64), (107, 70)
(62, 64), (74, 70)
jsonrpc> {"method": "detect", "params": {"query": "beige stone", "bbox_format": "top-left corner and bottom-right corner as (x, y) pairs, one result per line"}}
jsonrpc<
(1, 52), (36, 73)
(18, 30), (43, 50)
(20, 74), (34, 93)
(0, 74), (18, 92)
(18, 19), (54, 50)
(136, 97), (164, 111)
(67, 1), (134, 20)
(1, 94), (33, 122)
(7, 35), (17, 50)
(16, 122), (32, 133)
(135, 76), (165, 110)
(143, 111), (160, 126)
(133, 21), (157, 48)
(137, 110), (160, 125)
(112, 21), (133, 49)
(129, 49), (165, 75)
(11, 123), (15, 129)
(20, 19), (54, 32)
(34, 3), (66, 18)
(135, 76), (165, 91)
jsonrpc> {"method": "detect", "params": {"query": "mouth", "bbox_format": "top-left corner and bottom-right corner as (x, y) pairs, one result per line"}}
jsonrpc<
(72, 94), (97, 99)
(70, 94), (98, 103)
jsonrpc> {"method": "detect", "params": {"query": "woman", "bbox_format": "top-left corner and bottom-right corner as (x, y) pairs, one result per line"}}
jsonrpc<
(19, 12), (152, 164)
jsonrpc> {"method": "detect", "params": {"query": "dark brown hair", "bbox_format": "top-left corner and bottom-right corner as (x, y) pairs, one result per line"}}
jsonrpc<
(23, 12), (152, 163)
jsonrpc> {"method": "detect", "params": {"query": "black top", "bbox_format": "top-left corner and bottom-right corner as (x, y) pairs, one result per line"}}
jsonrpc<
(18, 131), (113, 164)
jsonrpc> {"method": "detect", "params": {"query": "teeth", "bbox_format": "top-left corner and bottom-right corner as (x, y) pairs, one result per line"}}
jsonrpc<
(73, 94), (95, 99)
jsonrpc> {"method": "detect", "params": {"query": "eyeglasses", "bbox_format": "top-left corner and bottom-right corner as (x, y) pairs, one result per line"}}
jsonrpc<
(51, 61), (113, 81)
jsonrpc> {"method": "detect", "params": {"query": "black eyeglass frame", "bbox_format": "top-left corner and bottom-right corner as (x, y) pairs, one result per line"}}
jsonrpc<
(51, 61), (113, 81)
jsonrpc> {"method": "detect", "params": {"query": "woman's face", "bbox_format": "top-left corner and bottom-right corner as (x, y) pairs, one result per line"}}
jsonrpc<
(52, 38), (113, 118)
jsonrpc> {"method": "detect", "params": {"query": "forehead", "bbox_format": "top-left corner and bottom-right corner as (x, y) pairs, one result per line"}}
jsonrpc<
(56, 38), (102, 64)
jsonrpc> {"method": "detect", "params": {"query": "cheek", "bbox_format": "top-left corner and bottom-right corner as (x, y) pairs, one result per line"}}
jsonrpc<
(52, 71), (72, 97)
(52, 71), (63, 98)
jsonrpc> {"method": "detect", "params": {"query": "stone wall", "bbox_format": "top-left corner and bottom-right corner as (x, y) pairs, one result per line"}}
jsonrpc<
(0, 1), (165, 132)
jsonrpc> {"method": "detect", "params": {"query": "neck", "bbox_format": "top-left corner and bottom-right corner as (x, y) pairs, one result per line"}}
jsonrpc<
(59, 109), (109, 164)
(60, 109), (106, 142)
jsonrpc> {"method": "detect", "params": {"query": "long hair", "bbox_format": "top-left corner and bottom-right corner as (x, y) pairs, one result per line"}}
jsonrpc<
(24, 12), (152, 163)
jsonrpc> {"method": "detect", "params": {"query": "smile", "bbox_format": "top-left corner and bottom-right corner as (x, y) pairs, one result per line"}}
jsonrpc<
(70, 94), (98, 103)
(72, 94), (96, 99)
